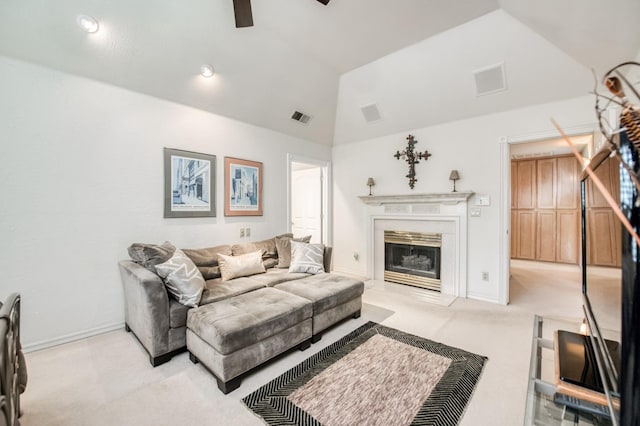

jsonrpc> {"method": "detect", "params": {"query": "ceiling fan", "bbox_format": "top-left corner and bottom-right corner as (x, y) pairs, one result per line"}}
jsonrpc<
(233, 0), (330, 28)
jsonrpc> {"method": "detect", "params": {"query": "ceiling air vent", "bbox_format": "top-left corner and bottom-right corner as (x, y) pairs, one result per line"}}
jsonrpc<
(361, 103), (382, 123)
(291, 110), (312, 125)
(473, 62), (507, 96)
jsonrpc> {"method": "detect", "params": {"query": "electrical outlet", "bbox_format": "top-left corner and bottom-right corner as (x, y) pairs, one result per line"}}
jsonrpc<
(482, 271), (489, 281)
(470, 208), (481, 217)
(245, 227), (251, 237)
(240, 228), (245, 238)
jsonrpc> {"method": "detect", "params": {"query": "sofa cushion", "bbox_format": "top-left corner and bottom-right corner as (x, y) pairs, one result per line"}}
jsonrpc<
(182, 245), (232, 280)
(128, 241), (176, 272)
(169, 299), (189, 328)
(288, 241), (325, 274)
(218, 251), (266, 282)
(274, 273), (364, 314)
(154, 249), (205, 307)
(231, 237), (276, 258)
(231, 234), (292, 269)
(249, 268), (311, 287)
(275, 235), (312, 268)
(187, 287), (312, 355)
(199, 276), (265, 306)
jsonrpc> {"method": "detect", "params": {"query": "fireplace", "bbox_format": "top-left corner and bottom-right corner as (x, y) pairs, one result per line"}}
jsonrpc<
(384, 230), (441, 292)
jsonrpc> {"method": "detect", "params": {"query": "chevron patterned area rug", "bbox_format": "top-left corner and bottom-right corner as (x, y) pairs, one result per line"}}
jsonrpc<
(242, 322), (487, 426)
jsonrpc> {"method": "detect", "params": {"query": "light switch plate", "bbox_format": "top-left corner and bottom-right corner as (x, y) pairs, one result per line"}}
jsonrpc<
(476, 195), (490, 206)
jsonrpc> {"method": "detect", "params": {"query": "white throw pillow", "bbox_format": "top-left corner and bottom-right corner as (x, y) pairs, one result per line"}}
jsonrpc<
(218, 250), (266, 282)
(289, 241), (325, 274)
(154, 248), (205, 307)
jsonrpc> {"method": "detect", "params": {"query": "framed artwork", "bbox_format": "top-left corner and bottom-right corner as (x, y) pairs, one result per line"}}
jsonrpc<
(224, 157), (263, 216)
(164, 148), (216, 218)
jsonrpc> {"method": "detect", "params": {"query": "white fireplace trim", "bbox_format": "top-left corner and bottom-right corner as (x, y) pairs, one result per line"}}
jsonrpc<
(361, 193), (473, 304)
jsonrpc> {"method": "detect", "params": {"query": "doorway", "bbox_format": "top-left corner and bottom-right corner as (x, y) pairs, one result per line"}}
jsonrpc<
(287, 155), (331, 245)
(498, 126), (597, 305)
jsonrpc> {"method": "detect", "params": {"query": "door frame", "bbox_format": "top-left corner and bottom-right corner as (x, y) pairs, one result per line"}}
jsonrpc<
(286, 154), (332, 246)
(498, 124), (597, 305)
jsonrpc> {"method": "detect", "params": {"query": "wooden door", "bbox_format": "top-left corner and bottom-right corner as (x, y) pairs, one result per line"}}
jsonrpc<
(536, 211), (557, 261)
(511, 211), (518, 258)
(587, 210), (620, 267)
(517, 160), (536, 209)
(517, 211), (536, 260)
(537, 158), (556, 209)
(511, 162), (518, 209)
(557, 156), (579, 209)
(556, 210), (579, 263)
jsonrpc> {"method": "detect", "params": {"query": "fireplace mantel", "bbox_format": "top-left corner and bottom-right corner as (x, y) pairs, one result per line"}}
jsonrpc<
(359, 192), (474, 206)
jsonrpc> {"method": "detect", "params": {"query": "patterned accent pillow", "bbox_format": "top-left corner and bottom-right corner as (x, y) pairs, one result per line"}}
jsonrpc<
(218, 250), (266, 282)
(275, 235), (312, 268)
(289, 241), (325, 274)
(154, 248), (205, 307)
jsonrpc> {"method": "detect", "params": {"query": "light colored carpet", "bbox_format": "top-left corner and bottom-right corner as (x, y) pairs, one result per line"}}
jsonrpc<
(19, 260), (613, 425)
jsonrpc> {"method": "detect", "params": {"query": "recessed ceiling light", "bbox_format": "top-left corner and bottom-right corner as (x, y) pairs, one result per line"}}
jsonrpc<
(200, 64), (215, 78)
(77, 14), (99, 33)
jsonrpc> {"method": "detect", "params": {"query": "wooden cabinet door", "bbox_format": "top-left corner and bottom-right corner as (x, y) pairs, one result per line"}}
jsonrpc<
(587, 156), (620, 207)
(537, 158), (557, 209)
(511, 161), (518, 209)
(557, 156), (579, 209)
(587, 209), (621, 266)
(556, 210), (579, 264)
(511, 211), (518, 258)
(517, 160), (536, 209)
(536, 211), (557, 261)
(517, 211), (536, 260)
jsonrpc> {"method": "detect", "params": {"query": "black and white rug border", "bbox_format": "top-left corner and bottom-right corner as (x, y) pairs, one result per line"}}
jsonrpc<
(242, 321), (488, 426)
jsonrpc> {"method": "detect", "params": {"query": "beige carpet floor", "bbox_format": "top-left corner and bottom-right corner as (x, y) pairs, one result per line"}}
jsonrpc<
(19, 260), (616, 425)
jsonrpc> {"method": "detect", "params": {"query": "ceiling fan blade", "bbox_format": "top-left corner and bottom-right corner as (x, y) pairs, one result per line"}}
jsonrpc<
(316, 0), (330, 4)
(233, 0), (254, 28)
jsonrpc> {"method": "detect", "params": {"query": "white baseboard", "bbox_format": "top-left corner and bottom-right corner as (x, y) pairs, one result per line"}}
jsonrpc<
(467, 292), (500, 304)
(23, 321), (125, 353)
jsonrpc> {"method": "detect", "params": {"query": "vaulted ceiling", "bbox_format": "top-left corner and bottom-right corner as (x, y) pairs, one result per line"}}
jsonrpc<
(1, 0), (638, 145)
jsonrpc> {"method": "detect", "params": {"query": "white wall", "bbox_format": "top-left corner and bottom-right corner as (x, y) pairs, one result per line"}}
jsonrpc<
(0, 56), (331, 349)
(332, 95), (597, 302)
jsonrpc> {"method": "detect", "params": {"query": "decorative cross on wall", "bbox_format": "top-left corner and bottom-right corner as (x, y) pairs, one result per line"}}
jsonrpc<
(394, 134), (432, 189)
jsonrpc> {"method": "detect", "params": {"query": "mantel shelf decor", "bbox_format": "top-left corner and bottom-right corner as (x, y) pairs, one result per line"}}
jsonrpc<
(358, 192), (474, 206)
(394, 134), (432, 189)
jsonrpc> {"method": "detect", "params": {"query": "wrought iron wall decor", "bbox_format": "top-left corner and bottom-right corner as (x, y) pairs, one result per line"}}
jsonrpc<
(394, 134), (432, 189)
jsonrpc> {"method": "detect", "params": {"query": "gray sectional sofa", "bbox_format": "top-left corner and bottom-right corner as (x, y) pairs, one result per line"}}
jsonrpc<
(118, 234), (364, 393)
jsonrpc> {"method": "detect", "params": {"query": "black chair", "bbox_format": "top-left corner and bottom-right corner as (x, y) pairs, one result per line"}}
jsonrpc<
(0, 294), (22, 426)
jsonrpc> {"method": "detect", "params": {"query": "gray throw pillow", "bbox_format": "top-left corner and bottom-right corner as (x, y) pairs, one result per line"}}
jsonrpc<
(182, 245), (232, 280)
(275, 235), (312, 268)
(154, 248), (205, 307)
(289, 241), (325, 274)
(128, 241), (176, 272)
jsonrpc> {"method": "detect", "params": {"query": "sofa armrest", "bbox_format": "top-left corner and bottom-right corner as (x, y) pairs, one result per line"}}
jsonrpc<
(324, 246), (332, 272)
(118, 260), (170, 357)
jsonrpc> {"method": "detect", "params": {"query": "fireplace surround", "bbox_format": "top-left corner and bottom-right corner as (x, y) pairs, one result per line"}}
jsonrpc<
(360, 192), (474, 305)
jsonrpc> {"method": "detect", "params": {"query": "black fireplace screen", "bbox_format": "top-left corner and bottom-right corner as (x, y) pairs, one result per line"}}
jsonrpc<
(385, 242), (441, 279)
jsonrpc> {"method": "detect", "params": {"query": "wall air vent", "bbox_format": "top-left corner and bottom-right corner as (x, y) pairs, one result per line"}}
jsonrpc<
(473, 62), (507, 96)
(291, 110), (312, 125)
(361, 103), (382, 123)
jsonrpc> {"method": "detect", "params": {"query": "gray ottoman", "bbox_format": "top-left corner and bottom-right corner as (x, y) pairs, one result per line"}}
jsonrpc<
(186, 287), (312, 394)
(275, 273), (364, 342)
